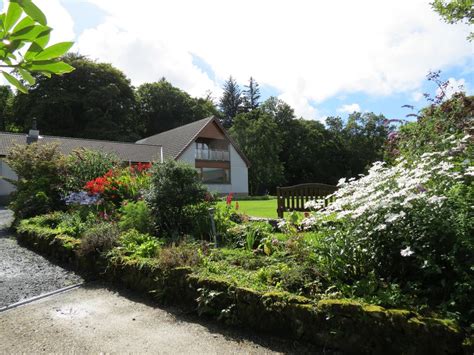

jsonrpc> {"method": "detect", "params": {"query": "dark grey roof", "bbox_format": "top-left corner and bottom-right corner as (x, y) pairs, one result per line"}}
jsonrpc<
(136, 116), (214, 160)
(0, 132), (161, 162)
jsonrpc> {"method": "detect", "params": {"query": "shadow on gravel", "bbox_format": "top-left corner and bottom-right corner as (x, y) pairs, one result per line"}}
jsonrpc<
(81, 282), (339, 355)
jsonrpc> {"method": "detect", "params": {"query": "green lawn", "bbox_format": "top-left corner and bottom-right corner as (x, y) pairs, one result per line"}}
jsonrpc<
(217, 199), (279, 218)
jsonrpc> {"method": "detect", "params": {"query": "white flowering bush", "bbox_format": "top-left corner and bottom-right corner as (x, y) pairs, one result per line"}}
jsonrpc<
(312, 135), (473, 322)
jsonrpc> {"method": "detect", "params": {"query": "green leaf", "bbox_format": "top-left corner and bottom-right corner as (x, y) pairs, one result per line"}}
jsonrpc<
(33, 42), (74, 61)
(2, 71), (28, 93)
(9, 24), (49, 41)
(33, 28), (51, 48)
(24, 42), (43, 60)
(11, 16), (35, 34)
(30, 61), (74, 74)
(19, 0), (47, 26)
(18, 68), (35, 85)
(4, 2), (23, 31)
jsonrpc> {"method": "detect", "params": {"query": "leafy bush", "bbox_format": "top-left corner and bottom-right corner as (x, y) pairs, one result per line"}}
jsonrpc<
(118, 229), (161, 258)
(225, 221), (273, 249)
(314, 137), (473, 323)
(84, 163), (152, 212)
(145, 160), (208, 238)
(118, 200), (153, 234)
(387, 93), (473, 161)
(5, 143), (66, 218)
(64, 149), (119, 192)
(78, 222), (120, 256)
(56, 210), (97, 238)
(158, 243), (203, 269)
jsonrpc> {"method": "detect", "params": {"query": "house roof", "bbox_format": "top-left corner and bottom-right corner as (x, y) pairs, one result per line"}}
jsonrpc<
(0, 131), (161, 163)
(136, 116), (250, 166)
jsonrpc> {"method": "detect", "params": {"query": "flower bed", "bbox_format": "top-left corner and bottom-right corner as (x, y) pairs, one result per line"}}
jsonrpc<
(15, 219), (471, 354)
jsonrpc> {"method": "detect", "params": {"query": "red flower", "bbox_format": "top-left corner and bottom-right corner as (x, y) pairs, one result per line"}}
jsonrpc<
(226, 192), (234, 205)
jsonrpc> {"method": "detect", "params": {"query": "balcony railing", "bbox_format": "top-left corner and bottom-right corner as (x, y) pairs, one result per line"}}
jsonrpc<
(195, 148), (230, 161)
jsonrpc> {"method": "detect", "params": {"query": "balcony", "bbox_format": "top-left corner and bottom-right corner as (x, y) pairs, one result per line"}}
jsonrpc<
(195, 148), (230, 161)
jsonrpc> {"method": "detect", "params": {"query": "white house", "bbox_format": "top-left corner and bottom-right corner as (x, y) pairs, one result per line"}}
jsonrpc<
(0, 116), (249, 203)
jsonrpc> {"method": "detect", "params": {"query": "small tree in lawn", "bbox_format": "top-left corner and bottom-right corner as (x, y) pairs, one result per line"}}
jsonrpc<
(146, 160), (208, 238)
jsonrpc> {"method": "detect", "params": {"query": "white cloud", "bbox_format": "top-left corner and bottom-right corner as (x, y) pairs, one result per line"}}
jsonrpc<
(338, 103), (361, 114)
(2, 0), (473, 117)
(436, 77), (468, 100)
(411, 91), (424, 102)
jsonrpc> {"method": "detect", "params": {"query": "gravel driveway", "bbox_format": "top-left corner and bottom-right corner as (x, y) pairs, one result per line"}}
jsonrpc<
(0, 208), (83, 308)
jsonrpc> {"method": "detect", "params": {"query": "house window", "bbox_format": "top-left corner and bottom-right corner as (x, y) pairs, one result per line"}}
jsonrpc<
(197, 167), (230, 184)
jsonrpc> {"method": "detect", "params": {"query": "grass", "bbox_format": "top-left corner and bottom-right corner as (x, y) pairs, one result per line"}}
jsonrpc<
(217, 199), (279, 218)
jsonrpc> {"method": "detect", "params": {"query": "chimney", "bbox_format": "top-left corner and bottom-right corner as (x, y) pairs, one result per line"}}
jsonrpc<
(26, 118), (41, 145)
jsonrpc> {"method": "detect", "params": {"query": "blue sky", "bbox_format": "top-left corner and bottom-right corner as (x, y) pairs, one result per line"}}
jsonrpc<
(2, 0), (473, 122)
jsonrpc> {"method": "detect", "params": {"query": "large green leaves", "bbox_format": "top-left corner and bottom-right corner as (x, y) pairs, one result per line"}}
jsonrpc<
(2, 71), (27, 93)
(33, 42), (74, 61)
(0, 0), (74, 93)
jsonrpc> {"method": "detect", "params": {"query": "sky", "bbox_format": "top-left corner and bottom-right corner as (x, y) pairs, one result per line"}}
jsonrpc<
(1, 0), (473, 122)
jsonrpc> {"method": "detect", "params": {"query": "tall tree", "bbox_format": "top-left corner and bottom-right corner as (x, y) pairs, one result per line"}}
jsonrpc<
(11, 53), (138, 141)
(136, 78), (218, 136)
(230, 110), (283, 194)
(219, 76), (242, 127)
(243, 77), (261, 111)
(0, 86), (13, 131)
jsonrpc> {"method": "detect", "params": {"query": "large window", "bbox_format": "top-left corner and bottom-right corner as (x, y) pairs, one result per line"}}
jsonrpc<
(197, 167), (230, 184)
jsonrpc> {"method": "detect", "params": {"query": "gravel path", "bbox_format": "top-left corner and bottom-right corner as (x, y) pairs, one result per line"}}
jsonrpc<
(0, 284), (328, 354)
(0, 208), (83, 308)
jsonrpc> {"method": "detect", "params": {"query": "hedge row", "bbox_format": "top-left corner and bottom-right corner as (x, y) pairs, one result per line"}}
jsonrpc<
(16, 228), (472, 354)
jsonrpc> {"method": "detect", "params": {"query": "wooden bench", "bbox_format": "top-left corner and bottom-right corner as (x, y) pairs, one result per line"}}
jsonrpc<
(276, 183), (337, 218)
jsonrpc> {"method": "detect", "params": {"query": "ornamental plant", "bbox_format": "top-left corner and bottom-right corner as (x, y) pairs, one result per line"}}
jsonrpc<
(84, 163), (152, 211)
(311, 135), (473, 323)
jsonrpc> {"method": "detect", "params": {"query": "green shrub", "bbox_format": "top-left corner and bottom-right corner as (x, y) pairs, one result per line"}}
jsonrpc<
(158, 243), (203, 269)
(314, 139), (474, 324)
(5, 143), (67, 218)
(78, 222), (120, 256)
(145, 160), (208, 238)
(118, 229), (161, 258)
(64, 149), (119, 192)
(56, 210), (97, 238)
(118, 200), (153, 234)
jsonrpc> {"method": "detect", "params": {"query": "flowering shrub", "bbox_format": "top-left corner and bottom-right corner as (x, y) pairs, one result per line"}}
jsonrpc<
(84, 163), (152, 209)
(311, 136), (473, 322)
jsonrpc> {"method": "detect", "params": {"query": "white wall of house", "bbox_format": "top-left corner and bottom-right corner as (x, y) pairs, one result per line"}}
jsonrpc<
(177, 143), (249, 195)
(0, 159), (17, 203)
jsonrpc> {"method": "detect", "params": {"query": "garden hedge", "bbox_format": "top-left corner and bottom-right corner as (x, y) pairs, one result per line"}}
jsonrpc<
(16, 228), (473, 354)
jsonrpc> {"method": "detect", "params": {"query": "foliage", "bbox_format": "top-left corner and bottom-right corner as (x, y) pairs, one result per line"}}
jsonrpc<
(5, 142), (66, 218)
(242, 76), (261, 111)
(118, 200), (153, 234)
(0, 85), (13, 130)
(387, 93), (473, 161)
(84, 163), (151, 211)
(136, 78), (218, 136)
(78, 222), (120, 256)
(219, 76), (242, 127)
(11, 53), (137, 141)
(230, 110), (284, 194)
(158, 242), (203, 269)
(0, 0), (74, 93)
(117, 229), (161, 258)
(64, 149), (119, 192)
(314, 138), (473, 323)
(431, 0), (473, 40)
(145, 160), (208, 238)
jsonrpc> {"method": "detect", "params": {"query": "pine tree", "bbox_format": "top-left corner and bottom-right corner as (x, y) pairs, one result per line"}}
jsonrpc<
(219, 76), (242, 127)
(243, 76), (261, 112)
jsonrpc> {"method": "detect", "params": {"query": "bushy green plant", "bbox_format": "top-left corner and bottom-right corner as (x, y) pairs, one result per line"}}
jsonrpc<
(118, 200), (153, 234)
(56, 210), (97, 238)
(78, 222), (120, 256)
(225, 221), (273, 249)
(5, 143), (66, 218)
(145, 160), (208, 238)
(158, 242), (203, 269)
(118, 229), (161, 258)
(65, 149), (119, 192)
(315, 137), (473, 323)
